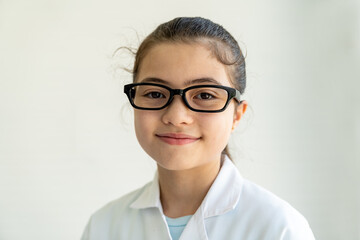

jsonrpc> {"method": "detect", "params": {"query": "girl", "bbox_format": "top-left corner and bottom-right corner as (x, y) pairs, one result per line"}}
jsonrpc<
(81, 17), (315, 240)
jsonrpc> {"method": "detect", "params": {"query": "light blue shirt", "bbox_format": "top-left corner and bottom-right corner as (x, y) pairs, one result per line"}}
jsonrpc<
(165, 215), (192, 240)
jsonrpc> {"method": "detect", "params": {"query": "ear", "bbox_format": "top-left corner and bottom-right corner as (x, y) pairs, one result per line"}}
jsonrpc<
(232, 100), (248, 132)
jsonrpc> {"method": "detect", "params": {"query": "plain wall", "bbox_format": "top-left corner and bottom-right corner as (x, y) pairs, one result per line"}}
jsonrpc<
(0, 0), (359, 239)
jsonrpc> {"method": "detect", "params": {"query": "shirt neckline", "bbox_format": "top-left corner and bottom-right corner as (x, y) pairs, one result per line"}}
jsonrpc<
(130, 155), (244, 219)
(165, 215), (193, 226)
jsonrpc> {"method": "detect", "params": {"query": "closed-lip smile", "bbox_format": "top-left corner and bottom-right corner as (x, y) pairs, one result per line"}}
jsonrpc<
(155, 133), (200, 145)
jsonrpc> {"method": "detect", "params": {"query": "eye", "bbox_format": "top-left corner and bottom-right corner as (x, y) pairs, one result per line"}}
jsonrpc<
(195, 92), (215, 100)
(144, 91), (165, 99)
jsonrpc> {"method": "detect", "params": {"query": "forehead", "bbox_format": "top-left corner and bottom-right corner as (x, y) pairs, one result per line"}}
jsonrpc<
(137, 43), (232, 87)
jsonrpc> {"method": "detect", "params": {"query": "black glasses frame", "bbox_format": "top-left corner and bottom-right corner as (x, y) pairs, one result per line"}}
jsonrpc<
(124, 83), (242, 113)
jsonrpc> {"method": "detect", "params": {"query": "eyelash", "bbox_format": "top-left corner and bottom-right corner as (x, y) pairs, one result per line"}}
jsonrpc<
(143, 91), (166, 98)
(194, 92), (215, 100)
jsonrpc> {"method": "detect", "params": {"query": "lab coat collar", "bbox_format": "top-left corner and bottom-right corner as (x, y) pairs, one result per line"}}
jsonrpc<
(202, 155), (243, 218)
(130, 171), (162, 210)
(130, 155), (243, 219)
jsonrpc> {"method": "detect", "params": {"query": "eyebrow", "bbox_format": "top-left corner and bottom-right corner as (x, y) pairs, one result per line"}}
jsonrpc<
(140, 77), (222, 86)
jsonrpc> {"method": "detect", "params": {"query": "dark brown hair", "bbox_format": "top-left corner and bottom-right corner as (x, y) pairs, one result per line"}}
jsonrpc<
(128, 17), (246, 160)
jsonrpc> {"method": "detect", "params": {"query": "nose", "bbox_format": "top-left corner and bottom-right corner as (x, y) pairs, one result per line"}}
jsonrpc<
(161, 95), (194, 126)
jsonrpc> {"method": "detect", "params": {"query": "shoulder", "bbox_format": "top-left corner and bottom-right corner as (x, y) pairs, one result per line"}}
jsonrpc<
(240, 178), (297, 212)
(237, 178), (315, 239)
(81, 182), (153, 240)
(92, 181), (151, 220)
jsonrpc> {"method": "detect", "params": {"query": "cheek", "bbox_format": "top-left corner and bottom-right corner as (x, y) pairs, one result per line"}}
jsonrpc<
(134, 111), (155, 144)
(199, 111), (234, 146)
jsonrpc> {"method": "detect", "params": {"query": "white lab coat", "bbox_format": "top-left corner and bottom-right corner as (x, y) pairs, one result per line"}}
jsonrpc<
(81, 156), (315, 240)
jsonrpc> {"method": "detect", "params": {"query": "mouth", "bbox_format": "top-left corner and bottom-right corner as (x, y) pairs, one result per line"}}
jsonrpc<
(155, 133), (200, 145)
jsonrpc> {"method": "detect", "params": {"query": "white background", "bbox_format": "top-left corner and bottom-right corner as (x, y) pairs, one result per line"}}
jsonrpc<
(0, 0), (359, 239)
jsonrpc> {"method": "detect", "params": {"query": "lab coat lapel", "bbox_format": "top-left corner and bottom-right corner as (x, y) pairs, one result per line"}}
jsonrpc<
(202, 156), (242, 218)
(179, 208), (208, 240)
(141, 207), (172, 240)
(130, 173), (172, 239)
(180, 156), (243, 240)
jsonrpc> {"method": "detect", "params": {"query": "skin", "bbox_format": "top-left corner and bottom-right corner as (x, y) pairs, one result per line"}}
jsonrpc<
(134, 42), (247, 218)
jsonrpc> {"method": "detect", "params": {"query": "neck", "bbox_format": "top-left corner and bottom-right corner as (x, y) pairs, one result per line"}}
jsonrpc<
(158, 156), (223, 218)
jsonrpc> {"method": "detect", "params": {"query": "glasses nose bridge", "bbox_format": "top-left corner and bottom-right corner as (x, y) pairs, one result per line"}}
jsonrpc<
(168, 88), (187, 106)
(172, 88), (184, 97)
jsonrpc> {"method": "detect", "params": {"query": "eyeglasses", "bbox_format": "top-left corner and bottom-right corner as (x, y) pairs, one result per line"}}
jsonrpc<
(124, 83), (241, 113)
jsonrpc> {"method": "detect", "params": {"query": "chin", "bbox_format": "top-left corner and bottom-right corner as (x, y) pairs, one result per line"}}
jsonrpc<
(153, 154), (199, 171)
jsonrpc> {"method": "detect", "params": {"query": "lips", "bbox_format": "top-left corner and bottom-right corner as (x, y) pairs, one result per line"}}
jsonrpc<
(155, 133), (200, 145)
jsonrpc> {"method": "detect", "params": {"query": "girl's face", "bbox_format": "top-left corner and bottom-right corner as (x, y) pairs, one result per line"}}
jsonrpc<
(134, 43), (246, 171)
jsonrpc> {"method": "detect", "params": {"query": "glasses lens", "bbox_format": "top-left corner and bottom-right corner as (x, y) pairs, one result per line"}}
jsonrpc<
(131, 85), (170, 108)
(185, 87), (229, 111)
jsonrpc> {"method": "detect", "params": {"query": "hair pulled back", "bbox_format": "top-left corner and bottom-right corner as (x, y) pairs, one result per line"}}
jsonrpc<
(133, 17), (246, 95)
